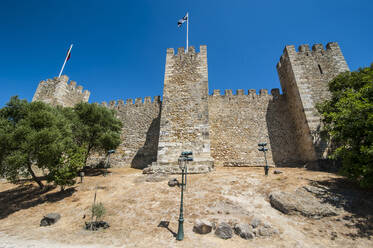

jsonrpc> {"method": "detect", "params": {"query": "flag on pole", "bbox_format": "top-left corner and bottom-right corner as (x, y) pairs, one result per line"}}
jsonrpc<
(66, 48), (71, 61)
(58, 44), (73, 77)
(177, 12), (189, 52)
(178, 13), (188, 27)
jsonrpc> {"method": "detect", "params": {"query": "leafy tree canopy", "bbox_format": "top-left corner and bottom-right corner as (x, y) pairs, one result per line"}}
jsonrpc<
(70, 102), (122, 165)
(318, 64), (373, 187)
(0, 97), (80, 189)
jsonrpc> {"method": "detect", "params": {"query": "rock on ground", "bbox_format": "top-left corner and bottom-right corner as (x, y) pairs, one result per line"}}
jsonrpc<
(257, 225), (279, 236)
(215, 222), (233, 239)
(168, 178), (179, 187)
(250, 216), (262, 228)
(269, 188), (338, 218)
(40, 213), (61, 226)
(234, 223), (254, 239)
(193, 219), (212, 234)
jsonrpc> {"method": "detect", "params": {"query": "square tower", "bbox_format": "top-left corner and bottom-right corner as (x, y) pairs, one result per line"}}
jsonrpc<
(277, 42), (349, 162)
(145, 46), (214, 173)
(32, 75), (90, 107)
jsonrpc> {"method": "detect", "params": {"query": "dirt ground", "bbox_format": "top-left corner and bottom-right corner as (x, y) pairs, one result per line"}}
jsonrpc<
(0, 167), (372, 248)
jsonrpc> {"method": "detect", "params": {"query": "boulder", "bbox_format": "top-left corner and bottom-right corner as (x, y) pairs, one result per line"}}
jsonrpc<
(234, 223), (254, 239)
(250, 216), (262, 228)
(269, 189), (338, 218)
(193, 219), (212, 234)
(168, 178), (179, 187)
(215, 222), (233, 239)
(40, 213), (61, 226)
(258, 225), (279, 236)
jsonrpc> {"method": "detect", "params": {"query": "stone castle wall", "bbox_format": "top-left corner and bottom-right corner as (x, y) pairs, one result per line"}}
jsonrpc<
(209, 88), (301, 167)
(277, 42), (349, 161)
(88, 97), (162, 169)
(148, 46), (213, 173)
(32, 75), (90, 107)
(33, 42), (350, 170)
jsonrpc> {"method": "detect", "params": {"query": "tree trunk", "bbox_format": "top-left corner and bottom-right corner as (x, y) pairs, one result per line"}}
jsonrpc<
(27, 162), (44, 189)
(84, 142), (94, 166)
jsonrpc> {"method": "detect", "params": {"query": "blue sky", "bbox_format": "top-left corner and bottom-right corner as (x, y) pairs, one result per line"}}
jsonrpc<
(0, 0), (372, 106)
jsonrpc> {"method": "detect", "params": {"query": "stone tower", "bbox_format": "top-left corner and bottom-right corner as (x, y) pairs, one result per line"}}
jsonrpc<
(32, 75), (90, 107)
(276, 42), (349, 162)
(146, 46), (214, 173)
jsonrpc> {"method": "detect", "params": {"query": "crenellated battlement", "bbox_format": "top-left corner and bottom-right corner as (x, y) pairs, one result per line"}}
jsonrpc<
(277, 42), (346, 69)
(101, 96), (161, 108)
(32, 42), (350, 169)
(276, 41), (349, 162)
(210, 88), (281, 98)
(32, 75), (90, 107)
(166, 45), (207, 59)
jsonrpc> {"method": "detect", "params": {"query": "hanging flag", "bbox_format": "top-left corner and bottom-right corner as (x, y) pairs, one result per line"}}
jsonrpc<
(178, 13), (188, 27)
(66, 48), (71, 61)
(58, 44), (73, 77)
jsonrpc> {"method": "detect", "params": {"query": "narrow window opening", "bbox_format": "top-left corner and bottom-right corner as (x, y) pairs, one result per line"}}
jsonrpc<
(318, 64), (323, 74)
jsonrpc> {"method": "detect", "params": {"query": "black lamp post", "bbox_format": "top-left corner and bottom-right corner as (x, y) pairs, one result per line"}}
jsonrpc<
(176, 151), (193, 241)
(104, 149), (115, 176)
(258, 143), (269, 175)
(79, 171), (85, 183)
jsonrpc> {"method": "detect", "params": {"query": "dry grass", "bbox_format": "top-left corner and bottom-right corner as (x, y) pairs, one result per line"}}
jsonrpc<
(0, 167), (372, 248)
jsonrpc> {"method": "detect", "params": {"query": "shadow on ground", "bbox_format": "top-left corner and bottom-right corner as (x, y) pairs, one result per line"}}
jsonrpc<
(0, 183), (75, 219)
(81, 167), (112, 177)
(158, 220), (177, 238)
(307, 177), (373, 238)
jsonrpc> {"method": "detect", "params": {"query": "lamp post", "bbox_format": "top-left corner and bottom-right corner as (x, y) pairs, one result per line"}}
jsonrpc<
(258, 143), (269, 175)
(79, 171), (85, 183)
(104, 149), (115, 176)
(176, 151), (193, 241)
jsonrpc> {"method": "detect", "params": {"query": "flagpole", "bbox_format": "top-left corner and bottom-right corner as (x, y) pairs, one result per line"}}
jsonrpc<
(58, 44), (73, 78)
(186, 12), (189, 53)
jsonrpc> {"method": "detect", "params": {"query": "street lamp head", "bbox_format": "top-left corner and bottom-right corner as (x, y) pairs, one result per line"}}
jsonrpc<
(258, 142), (267, 147)
(181, 151), (193, 156)
(108, 150), (115, 154)
(258, 147), (268, 152)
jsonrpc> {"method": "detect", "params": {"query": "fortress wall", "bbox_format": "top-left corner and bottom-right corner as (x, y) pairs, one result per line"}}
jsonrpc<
(32, 75), (90, 107)
(208, 89), (301, 167)
(277, 42), (349, 160)
(153, 45), (213, 173)
(88, 97), (161, 168)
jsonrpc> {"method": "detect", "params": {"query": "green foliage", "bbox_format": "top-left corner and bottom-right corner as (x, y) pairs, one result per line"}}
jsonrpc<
(317, 64), (373, 187)
(0, 97), (122, 189)
(71, 103), (122, 165)
(47, 146), (85, 190)
(91, 202), (106, 221)
(0, 97), (81, 189)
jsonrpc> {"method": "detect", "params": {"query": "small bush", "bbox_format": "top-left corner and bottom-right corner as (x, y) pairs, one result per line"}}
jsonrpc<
(91, 202), (106, 221)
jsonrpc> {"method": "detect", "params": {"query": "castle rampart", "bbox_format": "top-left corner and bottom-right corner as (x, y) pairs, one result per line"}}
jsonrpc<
(208, 88), (301, 166)
(88, 96), (162, 168)
(32, 75), (90, 107)
(32, 42), (349, 171)
(277, 42), (349, 162)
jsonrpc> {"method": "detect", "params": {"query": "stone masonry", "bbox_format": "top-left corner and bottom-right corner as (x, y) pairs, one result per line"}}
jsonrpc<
(33, 75), (90, 107)
(32, 42), (350, 172)
(277, 42), (349, 161)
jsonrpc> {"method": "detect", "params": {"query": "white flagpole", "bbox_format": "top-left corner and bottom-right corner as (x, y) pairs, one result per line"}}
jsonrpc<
(186, 12), (189, 53)
(58, 44), (73, 78)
